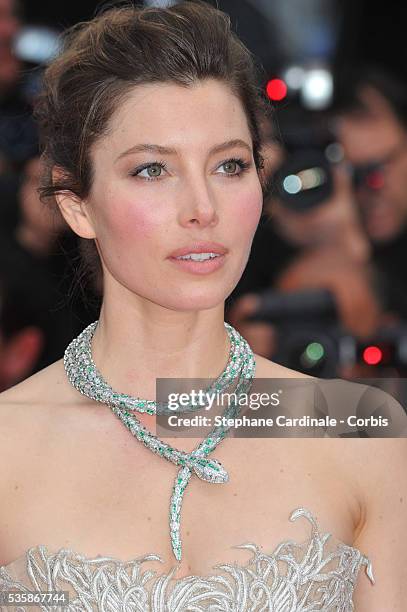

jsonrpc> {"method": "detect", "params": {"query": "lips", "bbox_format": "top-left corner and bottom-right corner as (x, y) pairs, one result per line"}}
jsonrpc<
(168, 242), (228, 259)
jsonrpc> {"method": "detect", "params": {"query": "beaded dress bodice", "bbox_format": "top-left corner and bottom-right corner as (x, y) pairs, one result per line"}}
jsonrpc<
(0, 507), (374, 611)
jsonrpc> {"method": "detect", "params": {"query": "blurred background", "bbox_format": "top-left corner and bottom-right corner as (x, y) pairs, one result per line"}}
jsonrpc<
(0, 0), (406, 399)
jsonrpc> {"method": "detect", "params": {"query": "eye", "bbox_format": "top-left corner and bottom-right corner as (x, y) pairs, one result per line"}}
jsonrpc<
(217, 157), (252, 177)
(129, 157), (252, 181)
(129, 161), (167, 180)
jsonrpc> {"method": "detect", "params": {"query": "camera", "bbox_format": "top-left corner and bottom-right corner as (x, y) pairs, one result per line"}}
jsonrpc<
(246, 287), (407, 378)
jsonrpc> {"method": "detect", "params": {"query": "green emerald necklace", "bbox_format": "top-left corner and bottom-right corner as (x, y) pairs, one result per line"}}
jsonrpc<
(63, 320), (255, 561)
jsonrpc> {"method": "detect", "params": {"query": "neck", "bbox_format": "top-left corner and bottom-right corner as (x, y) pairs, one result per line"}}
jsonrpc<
(91, 299), (230, 402)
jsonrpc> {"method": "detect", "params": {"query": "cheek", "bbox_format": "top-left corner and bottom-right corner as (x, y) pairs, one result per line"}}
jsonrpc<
(94, 179), (263, 267)
(97, 190), (168, 251)
(228, 182), (263, 234)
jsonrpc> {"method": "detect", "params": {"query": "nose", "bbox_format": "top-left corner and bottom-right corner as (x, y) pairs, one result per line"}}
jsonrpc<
(177, 175), (218, 228)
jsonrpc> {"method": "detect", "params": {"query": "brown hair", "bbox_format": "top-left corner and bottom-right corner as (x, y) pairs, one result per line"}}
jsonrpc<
(35, 0), (270, 294)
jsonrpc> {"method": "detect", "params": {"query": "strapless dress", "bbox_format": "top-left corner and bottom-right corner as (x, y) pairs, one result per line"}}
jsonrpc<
(0, 507), (374, 611)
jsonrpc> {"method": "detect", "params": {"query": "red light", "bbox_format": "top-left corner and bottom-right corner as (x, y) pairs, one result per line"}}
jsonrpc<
(266, 78), (287, 101)
(363, 345), (383, 365)
(366, 171), (385, 190)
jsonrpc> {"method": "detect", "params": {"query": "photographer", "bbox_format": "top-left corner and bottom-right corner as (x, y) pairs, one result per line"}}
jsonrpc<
(226, 110), (383, 359)
(335, 66), (407, 321)
(0, 276), (44, 391)
(0, 153), (99, 376)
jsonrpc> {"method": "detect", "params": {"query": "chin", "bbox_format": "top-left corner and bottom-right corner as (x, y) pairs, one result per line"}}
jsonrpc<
(161, 292), (227, 312)
(151, 281), (237, 312)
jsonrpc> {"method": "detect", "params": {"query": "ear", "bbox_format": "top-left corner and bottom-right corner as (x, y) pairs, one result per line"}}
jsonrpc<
(1, 327), (44, 386)
(52, 168), (96, 239)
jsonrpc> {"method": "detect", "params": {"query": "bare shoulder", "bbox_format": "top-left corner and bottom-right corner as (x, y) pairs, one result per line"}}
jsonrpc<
(331, 435), (407, 496)
(252, 356), (407, 483)
(0, 359), (72, 413)
(0, 361), (65, 494)
(253, 353), (315, 379)
(302, 377), (407, 525)
(0, 359), (87, 452)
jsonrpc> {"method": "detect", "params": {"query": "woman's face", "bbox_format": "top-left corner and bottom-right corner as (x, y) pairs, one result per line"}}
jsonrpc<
(80, 79), (263, 311)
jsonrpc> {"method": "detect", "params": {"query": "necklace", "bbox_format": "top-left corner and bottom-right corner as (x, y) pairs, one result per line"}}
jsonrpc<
(63, 321), (255, 561)
(64, 321), (249, 415)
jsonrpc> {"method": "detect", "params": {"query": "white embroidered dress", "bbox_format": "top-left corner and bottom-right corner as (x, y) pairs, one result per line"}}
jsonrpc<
(0, 507), (374, 611)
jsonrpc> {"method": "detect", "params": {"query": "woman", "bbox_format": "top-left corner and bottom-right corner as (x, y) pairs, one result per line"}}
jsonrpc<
(0, 2), (405, 610)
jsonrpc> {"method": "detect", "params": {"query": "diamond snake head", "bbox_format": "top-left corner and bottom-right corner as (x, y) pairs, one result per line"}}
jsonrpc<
(188, 457), (229, 483)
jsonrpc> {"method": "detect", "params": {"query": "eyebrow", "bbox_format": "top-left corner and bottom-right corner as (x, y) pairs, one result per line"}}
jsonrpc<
(115, 138), (252, 163)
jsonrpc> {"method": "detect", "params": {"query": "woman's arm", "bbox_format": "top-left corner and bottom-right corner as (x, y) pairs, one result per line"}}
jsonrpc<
(352, 438), (407, 611)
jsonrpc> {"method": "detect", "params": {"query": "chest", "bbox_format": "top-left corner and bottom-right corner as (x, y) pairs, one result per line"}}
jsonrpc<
(2, 412), (358, 578)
